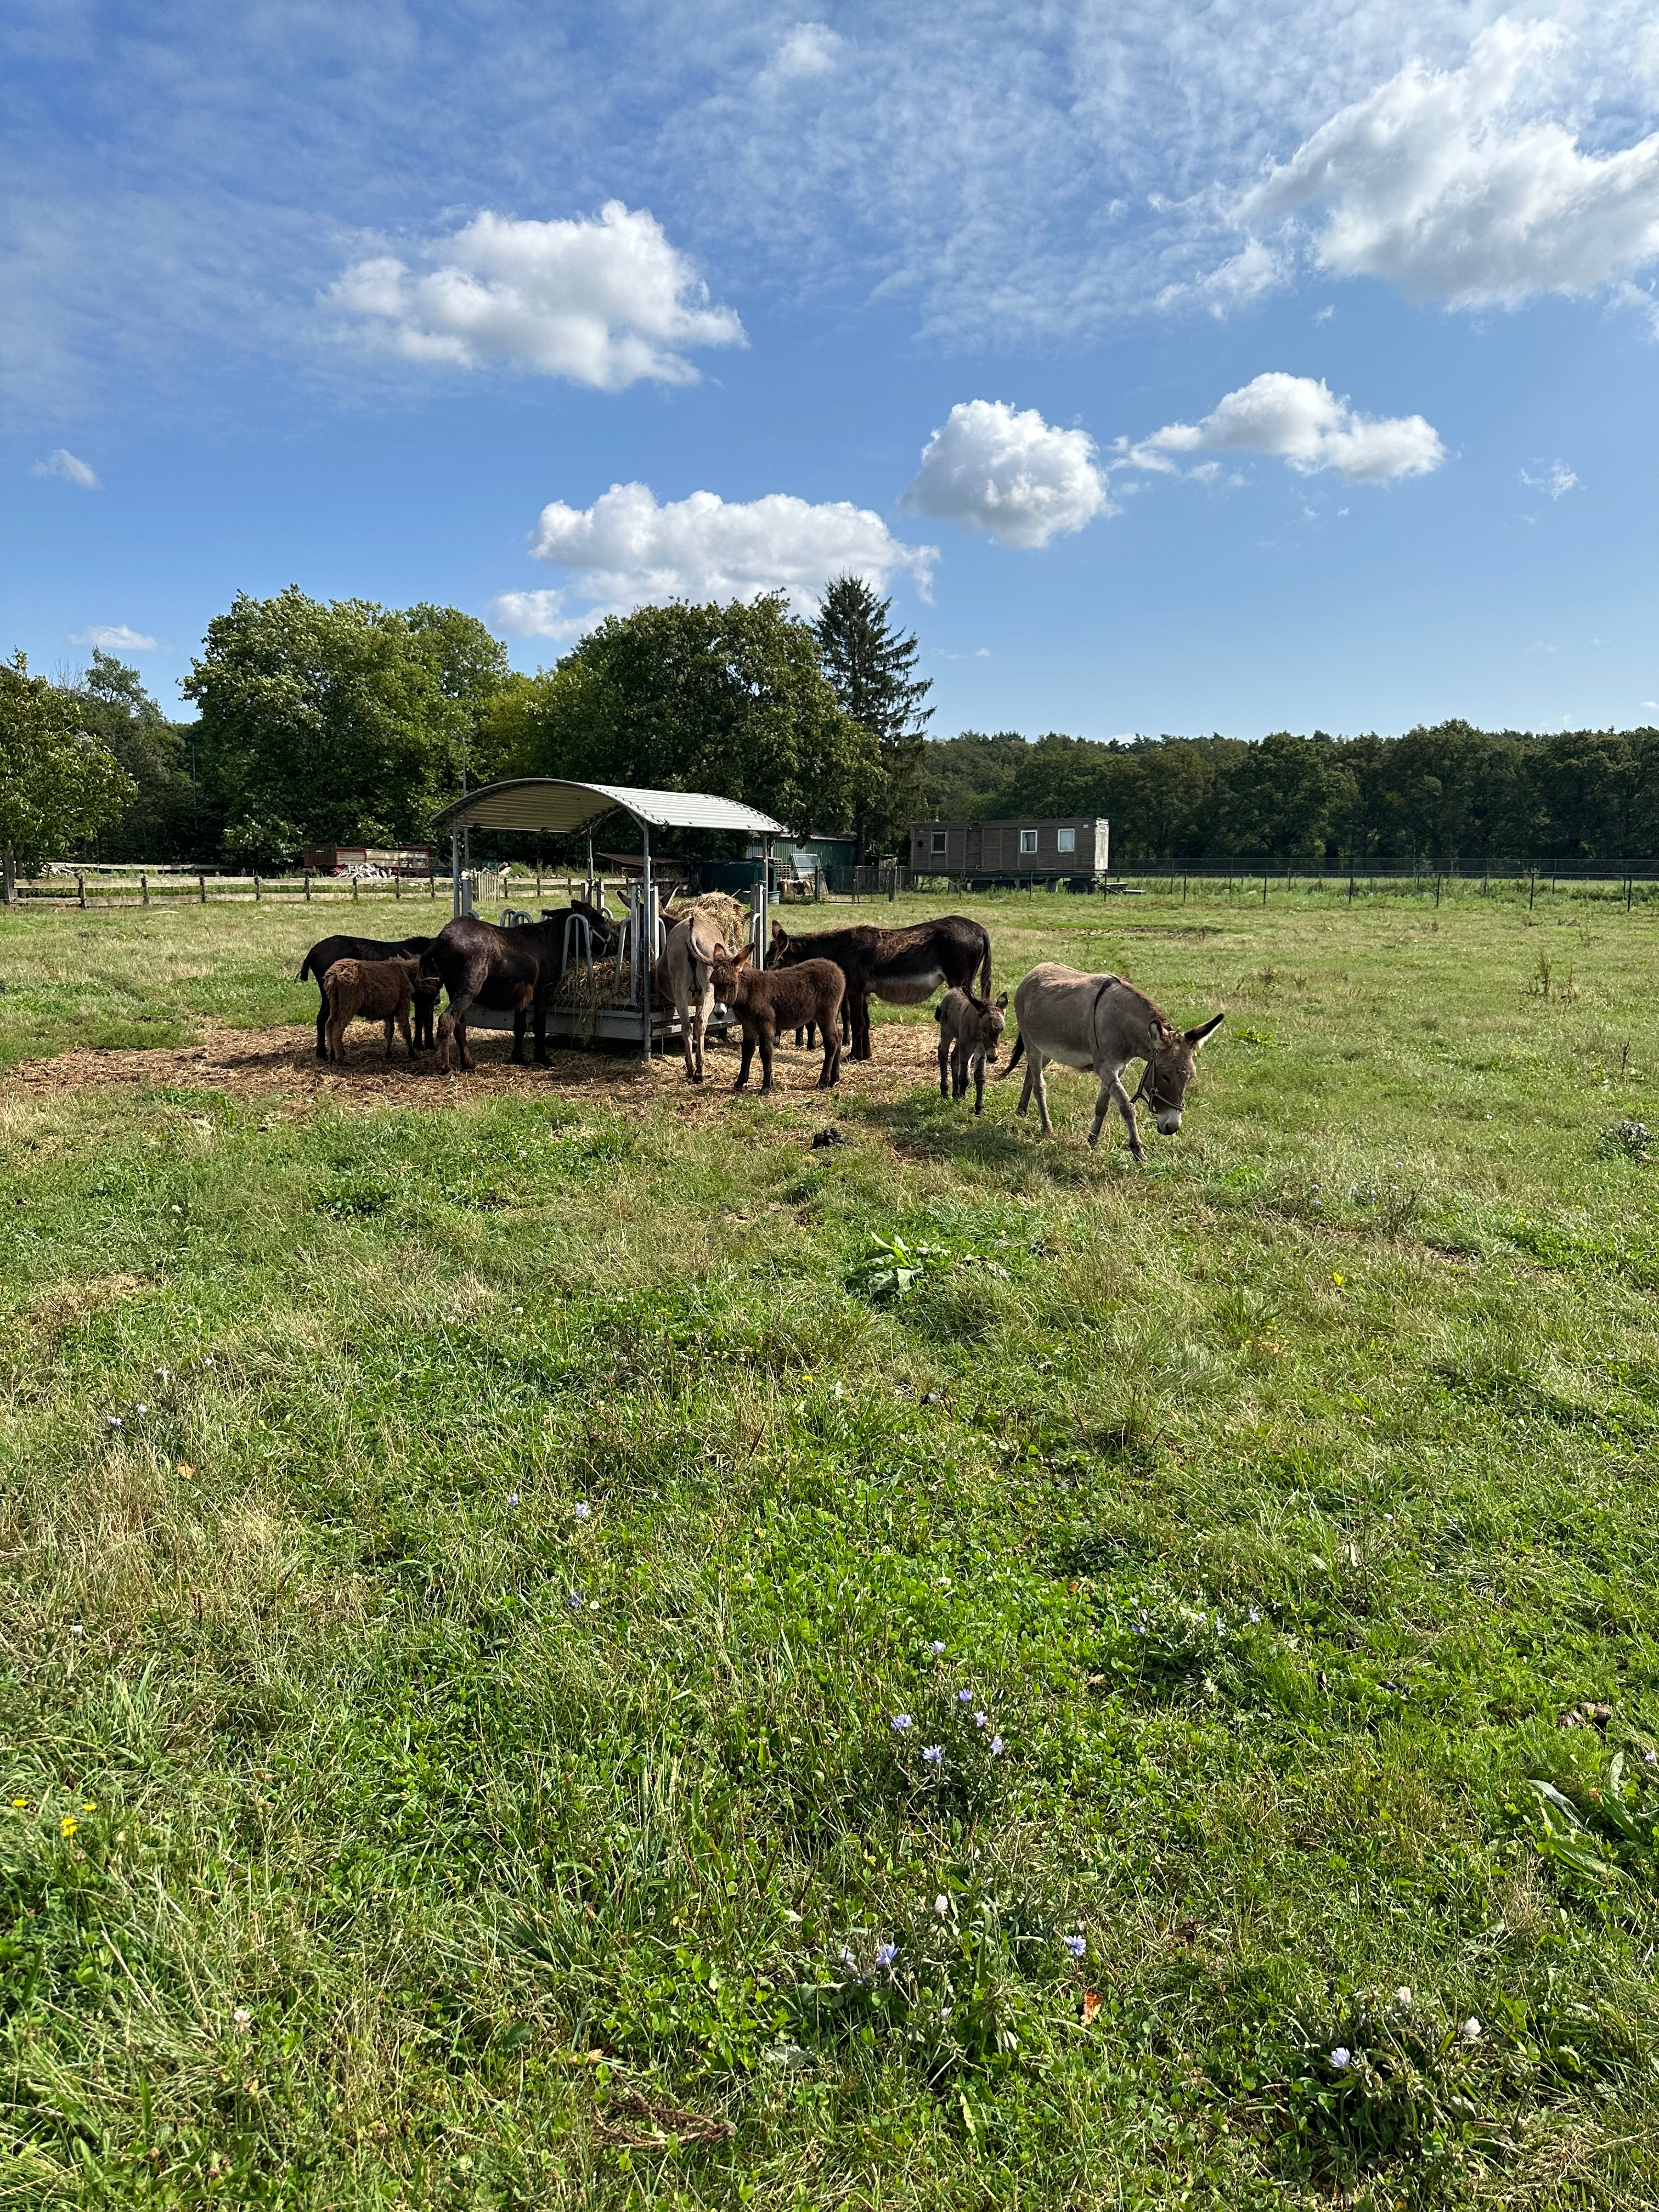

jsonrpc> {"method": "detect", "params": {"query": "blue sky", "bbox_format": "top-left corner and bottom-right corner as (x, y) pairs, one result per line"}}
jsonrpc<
(6, 1), (1659, 740)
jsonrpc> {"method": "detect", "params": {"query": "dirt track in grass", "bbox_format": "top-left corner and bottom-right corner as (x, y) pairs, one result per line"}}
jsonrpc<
(1, 1016), (958, 1122)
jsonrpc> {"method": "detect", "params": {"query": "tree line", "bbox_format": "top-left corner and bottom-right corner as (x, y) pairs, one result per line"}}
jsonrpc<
(0, 578), (930, 881)
(5, 583), (1658, 882)
(920, 724), (1659, 862)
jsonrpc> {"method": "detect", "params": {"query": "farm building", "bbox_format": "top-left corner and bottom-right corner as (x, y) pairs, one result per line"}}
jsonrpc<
(301, 843), (436, 877)
(910, 817), (1110, 879)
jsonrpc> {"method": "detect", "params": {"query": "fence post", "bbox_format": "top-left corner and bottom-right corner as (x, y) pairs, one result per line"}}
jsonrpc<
(1435, 874), (1441, 907)
(429, 870), (435, 900)
(254, 873), (261, 903)
(304, 872), (311, 902)
(1348, 869), (1355, 904)
(140, 871), (149, 908)
(199, 873), (206, 904)
(1628, 875), (1633, 913)
(352, 876), (359, 904)
(394, 870), (400, 902)
(1529, 867), (1535, 911)
(77, 872), (86, 909)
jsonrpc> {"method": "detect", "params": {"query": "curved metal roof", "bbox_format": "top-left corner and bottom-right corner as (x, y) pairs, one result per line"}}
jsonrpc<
(432, 777), (787, 839)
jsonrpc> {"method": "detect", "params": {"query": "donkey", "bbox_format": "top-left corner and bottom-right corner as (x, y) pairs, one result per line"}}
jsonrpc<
(709, 946), (844, 1092)
(769, 915), (992, 1062)
(659, 909), (726, 1083)
(935, 988), (1008, 1114)
(421, 902), (617, 1072)
(1002, 964), (1222, 1157)
(299, 933), (437, 1060)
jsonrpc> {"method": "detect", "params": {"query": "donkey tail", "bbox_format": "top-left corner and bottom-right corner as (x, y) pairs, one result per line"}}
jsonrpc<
(298, 952), (315, 981)
(996, 1034), (1025, 1081)
(977, 932), (992, 997)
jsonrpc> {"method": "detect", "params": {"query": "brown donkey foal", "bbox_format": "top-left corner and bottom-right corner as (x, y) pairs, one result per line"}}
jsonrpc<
(935, 987), (1008, 1113)
(321, 956), (422, 1065)
(709, 947), (845, 1092)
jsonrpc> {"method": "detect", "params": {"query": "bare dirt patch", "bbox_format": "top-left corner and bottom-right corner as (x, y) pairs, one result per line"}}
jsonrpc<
(2, 1019), (953, 1124)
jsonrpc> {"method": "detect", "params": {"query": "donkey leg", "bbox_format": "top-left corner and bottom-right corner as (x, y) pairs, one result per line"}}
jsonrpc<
(398, 1008), (414, 1060)
(510, 1007), (529, 1065)
(1093, 1071), (1143, 1158)
(733, 1033), (754, 1090)
(532, 994), (551, 1067)
(973, 1053), (987, 1114)
(1032, 1056), (1056, 1137)
(759, 1024), (776, 1092)
(938, 1030), (951, 1096)
(315, 994), (330, 1060)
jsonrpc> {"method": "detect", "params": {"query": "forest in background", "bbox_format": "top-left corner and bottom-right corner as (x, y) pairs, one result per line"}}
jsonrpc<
(10, 587), (1659, 872)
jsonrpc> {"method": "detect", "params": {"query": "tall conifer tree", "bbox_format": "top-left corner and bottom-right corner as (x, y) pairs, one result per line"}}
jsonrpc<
(814, 575), (932, 857)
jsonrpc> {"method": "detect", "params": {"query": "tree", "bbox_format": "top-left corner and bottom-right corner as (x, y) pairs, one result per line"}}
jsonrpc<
(814, 575), (932, 857)
(503, 596), (879, 839)
(0, 653), (137, 899)
(183, 588), (509, 866)
(72, 651), (201, 862)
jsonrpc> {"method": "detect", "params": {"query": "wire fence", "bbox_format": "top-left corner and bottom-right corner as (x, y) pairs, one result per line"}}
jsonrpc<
(847, 857), (1659, 909)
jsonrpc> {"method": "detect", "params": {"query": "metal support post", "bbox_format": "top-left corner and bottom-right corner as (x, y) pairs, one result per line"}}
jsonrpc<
(451, 828), (461, 918)
(640, 824), (653, 1061)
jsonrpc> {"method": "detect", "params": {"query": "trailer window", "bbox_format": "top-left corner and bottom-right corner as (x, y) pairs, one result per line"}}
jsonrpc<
(1019, 828), (1038, 855)
(1057, 827), (1076, 854)
(932, 830), (947, 856)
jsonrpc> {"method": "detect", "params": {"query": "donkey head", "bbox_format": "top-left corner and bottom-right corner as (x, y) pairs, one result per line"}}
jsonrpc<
(1142, 1012), (1224, 1135)
(977, 990), (1010, 1061)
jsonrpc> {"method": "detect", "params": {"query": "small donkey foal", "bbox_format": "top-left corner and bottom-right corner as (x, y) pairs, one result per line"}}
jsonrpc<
(935, 988), (1008, 1113)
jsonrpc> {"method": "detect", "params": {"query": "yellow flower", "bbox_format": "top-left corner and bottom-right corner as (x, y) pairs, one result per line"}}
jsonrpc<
(60, 1816), (77, 1838)
(82, 1802), (97, 1813)
(10, 1799), (26, 1811)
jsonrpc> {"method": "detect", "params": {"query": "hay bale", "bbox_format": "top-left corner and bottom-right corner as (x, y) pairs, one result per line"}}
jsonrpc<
(664, 891), (748, 952)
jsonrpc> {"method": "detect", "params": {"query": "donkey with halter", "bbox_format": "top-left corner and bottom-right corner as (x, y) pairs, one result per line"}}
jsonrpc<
(1002, 963), (1223, 1157)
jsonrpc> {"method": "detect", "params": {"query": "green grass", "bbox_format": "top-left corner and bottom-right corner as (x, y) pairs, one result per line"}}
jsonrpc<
(4, 885), (1659, 2207)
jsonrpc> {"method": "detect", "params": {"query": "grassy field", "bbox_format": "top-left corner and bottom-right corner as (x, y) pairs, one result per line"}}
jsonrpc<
(4, 882), (1659, 2209)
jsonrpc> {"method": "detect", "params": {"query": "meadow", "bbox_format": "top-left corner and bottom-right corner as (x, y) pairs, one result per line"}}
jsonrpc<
(3, 881), (1658, 2209)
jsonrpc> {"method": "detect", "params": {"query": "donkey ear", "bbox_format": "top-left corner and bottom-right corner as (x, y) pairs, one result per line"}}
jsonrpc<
(1186, 1013), (1224, 1048)
(995, 991), (1008, 1010)
(733, 946), (753, 968)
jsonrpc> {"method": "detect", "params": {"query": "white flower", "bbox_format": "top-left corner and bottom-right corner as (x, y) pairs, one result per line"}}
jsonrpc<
(990, 1735), (1005, 1755)
(1394, 1986), (1413, 2007)
(1329, 2046), (1351, 2069)
(574, 1503), (591, 1520)
(106, 1415), (122, 1429)
(506, 1491), (521, 1509)
(1461, 2017), (1482, 2044)
(933, 1893), (949, 1917)
(233, 2007), (252, 2030)
(134, 1404), (147, 1416)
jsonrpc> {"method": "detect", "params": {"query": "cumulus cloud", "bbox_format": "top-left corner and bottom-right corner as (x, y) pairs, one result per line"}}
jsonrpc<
(1521, 458), (1578, 498)
(518, 481), (935, 631)
(490, 589), (586, 644)
(1124, 372), (1444, 484)
(1238, 19), (1659, 309)
(900, 400), (1110, 549)
(329, 202), (744, 388)
(34, 447), (99, 488)
(71, 623), (157, 651)
(766, 22), (844, 83)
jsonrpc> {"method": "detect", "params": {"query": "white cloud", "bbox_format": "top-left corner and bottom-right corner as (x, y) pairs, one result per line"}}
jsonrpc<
(1239, 20), (1659, 309)
(70, 623), (157, 651)
(1521, 458), (1578, 498)
(34, 447), (99, 488)
(490, 590), (586, 644)
(1124, 372), (1444, 483)
(329, 202), (744, 388)
(900, 400), (1110, 549)
(520, 480), (936, 631)
(1158, 239), (1288, 317)
(767, 23), (844, 83)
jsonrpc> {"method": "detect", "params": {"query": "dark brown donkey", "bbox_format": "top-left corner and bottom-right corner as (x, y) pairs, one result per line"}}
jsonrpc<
(709, 946), (845, 1092)
(421, 903), (618, 1071)
(300, 933), (439, 1060)
(769, 915), (992, 1062)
